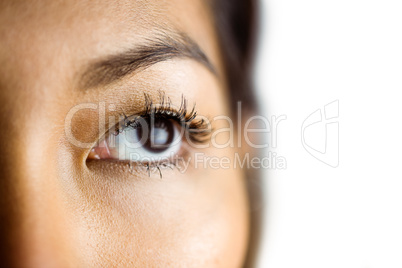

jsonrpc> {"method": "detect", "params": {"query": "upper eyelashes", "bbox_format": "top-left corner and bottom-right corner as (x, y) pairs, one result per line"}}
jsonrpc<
(87, 91), (212, 178)
(115, 92), (211, 144)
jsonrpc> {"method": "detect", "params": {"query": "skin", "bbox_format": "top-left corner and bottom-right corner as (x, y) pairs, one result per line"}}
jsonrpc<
(0, 0), (249, 267)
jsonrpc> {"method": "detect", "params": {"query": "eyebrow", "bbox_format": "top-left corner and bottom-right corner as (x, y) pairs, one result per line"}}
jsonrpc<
(80, 32), (216, 89)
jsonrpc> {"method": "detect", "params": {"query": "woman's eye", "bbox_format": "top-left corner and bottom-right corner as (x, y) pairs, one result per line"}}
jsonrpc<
(88, 117), (182, 164)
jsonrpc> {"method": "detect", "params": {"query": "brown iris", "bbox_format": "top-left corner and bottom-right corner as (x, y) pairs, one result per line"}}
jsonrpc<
(137, 118), (176, 153)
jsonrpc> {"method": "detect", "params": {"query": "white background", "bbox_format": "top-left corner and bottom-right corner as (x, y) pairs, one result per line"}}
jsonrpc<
(255, 0), (402, 267)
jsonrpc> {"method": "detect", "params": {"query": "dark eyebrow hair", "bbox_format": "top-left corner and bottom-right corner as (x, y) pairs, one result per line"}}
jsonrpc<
(80, 32), (216, 89)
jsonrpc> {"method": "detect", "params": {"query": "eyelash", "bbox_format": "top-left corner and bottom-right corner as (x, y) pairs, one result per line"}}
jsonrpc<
(112, 91), (211, 177)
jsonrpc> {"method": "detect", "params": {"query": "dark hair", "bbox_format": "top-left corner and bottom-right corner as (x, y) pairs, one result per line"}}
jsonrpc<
(212, 0), (258, 114)
(211, 1), (262, 267)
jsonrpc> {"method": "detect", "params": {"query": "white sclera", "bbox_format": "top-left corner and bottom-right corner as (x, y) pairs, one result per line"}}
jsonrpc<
(112, 123), (182, 163)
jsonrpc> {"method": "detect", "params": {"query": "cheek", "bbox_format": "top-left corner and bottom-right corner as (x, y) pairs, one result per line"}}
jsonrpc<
(60, 147), (249, 267)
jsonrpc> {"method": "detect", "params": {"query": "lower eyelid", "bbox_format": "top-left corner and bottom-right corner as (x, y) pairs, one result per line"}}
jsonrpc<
(86, 155), (187, 179)
(87, 92), (211, 169)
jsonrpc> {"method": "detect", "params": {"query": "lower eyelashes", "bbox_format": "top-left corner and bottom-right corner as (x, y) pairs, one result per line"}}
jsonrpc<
(87, 92), (211, 177)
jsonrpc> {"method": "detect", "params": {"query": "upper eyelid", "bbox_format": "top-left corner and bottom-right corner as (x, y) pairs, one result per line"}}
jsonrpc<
(110, 104), (212, 143)
(114, 105), (195, 135)
(96, 92), (210, 145)
(102, 93), (188, 135)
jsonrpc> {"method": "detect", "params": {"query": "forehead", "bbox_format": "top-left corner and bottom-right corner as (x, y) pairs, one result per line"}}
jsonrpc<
(0, 0), (220, 85)
(0, 0), (214, 40)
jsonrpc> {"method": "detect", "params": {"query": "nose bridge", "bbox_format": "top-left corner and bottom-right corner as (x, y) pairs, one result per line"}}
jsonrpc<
(0, 87), (72, 266)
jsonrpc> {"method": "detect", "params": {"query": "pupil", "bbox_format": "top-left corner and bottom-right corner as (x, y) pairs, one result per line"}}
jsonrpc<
(137, 118), (175, 153)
